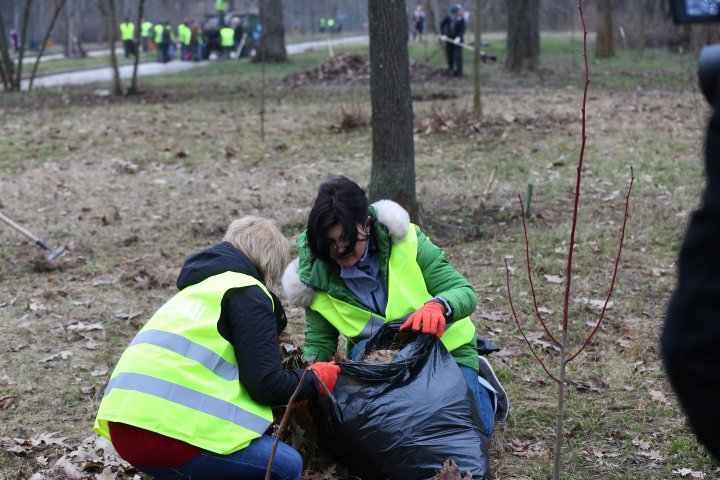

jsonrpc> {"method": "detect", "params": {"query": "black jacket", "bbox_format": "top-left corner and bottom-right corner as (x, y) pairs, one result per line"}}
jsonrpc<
(662, 95), (720, 460)
(177, 241), (316, 406)
(440, 14), (465, 41)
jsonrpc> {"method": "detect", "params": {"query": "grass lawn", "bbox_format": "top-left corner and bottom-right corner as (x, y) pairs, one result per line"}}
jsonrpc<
(0, 34), (716, 479)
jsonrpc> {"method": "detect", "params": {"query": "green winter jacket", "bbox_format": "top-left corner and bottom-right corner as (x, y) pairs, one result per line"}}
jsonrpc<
(288, 201), (479, 371)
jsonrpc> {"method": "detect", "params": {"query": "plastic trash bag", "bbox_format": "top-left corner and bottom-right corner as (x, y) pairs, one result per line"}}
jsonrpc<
(315, 322), (490, 480)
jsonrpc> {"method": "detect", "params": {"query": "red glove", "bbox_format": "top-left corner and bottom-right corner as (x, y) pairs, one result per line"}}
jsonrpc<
(399, 302), (446, 338)
(310, 361), (341, 396)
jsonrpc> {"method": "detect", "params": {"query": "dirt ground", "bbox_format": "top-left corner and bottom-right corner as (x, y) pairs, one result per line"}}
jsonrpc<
(0, 47), (717, 479)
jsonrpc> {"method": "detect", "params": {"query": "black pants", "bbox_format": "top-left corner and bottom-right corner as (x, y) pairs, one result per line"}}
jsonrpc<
(446, 43), (463, 76)
(123, 40), (136, 58)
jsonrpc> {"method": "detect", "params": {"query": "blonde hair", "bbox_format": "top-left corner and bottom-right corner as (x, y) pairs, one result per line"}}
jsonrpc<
(223, 216), (290, 289)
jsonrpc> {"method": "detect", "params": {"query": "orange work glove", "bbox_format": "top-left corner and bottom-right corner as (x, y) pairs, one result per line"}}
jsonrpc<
(399, 301), (446, 338)
(310, 361), (341, 396)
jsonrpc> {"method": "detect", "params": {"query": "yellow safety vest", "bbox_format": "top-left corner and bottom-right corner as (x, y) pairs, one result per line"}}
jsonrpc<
(220, 27), (235, 47)
(153, 24), (164, 43)
(178, 24), (190, 45)
(309, 225), (476, 353)
(120, 22), (135, 41)
(94, 271), (274, 455)
(216, 0), (229, 12)
(141, 21), (153, 38)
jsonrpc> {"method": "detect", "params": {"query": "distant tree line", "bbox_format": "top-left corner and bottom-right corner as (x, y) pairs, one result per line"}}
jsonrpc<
(0, 0), (718, 55)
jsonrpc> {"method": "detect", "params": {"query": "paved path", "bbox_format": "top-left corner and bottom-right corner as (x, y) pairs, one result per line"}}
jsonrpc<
(22, 35), (368, 90)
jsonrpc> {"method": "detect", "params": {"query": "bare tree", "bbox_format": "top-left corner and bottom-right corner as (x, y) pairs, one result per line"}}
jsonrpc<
(367, 0), (418, 222)
(596, 0), (615, 58)
(506, 3), (633, 479)
(129, 0), (145, 94)
(506, 0), (540, 72)
(98, 0), (122, 95)
(0, 10), (15, 91)
(0, 0), (33, 91)
(254, 0), (287, 62)
(473, 0), (483, 116)
(28, 0), (68, 91)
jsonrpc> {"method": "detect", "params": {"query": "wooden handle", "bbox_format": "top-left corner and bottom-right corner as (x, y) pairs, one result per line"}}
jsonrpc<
(0, 211), (41, 242)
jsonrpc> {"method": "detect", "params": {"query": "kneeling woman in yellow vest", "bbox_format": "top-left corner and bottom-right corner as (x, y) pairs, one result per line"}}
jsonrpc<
(94, 216), (340, 480)
(282, 176), (498, 438)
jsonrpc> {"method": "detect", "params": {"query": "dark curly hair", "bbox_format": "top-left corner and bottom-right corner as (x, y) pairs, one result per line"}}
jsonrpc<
(306, 176), (369, 262)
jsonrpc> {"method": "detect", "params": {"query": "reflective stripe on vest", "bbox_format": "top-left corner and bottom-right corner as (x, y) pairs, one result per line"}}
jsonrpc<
(94, 271), (274, 454)
(105, 372), (269, 434)
(309, 225), (476, 352)
(128, 330), (239, 381)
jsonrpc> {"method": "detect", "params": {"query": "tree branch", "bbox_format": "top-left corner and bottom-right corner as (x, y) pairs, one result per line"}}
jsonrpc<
(505, 259), (561, 383)
(518, 193), (561, 346)
(567, 168), (635, 362)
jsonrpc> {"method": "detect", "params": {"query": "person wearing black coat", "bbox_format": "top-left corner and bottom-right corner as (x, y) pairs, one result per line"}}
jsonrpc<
(662, 63), (720, 460)
(94, 216), (340, 480)
(440, 4), (466, 76)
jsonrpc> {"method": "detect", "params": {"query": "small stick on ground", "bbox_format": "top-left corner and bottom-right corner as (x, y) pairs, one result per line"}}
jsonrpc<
(480, 166), (498, 210)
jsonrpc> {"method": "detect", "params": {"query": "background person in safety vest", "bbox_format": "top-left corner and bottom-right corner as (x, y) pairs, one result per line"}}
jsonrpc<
(216, 0), (229, 27)
(119, 18), (136, 58)
(140, 18), (153, 52)
(220, 24), (235, 59)
(153, 21), (164, 61)
(282, 176), (509, 440)
(159, 21), (174, 63)
(94, 216), (340, 479)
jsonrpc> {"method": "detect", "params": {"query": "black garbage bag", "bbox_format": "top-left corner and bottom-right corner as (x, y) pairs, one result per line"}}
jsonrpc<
(316, 323), (490, 480)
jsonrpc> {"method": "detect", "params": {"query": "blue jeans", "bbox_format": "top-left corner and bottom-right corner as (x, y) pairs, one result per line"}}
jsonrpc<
(459, 365), (495, 437)
(131, 435), (302, 480)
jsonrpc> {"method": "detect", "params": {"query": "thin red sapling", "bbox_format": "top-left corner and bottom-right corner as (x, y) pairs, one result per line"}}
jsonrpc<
(503, 1), (635, 478)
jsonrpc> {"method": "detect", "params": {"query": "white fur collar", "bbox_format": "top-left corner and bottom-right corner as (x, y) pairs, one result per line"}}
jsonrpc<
(371, 199), (410, 242)
(281, 200), (410, 307)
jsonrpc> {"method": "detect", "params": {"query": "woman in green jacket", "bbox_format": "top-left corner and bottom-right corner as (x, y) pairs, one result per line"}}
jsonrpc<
(282, 176), (507, 437)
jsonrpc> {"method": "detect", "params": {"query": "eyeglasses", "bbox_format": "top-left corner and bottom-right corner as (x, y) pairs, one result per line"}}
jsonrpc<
(331, 234), (368, 253)
(328, 223), (370, 256)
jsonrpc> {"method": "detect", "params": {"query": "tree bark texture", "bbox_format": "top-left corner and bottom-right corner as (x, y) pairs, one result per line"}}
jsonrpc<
(129, 0), (144, 94)
(98, 0), (122, 95)
(506, 0), (540, 73)
(473, 0), (483, 116)
(367, 0), (419, 222)
(255, 0), (287, 62)
(596, 0), (615, 58)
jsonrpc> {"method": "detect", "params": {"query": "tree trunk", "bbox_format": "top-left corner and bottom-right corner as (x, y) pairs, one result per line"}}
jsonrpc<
(506, 0), (540, 73)
(367, 0), (419, 223)
(424, 0), (439, 35)
(596, 0), (615, 58)
(473, 0), (483, 116)
(129, 0), (144, 95)
(254, 0), (287, 62)
(98, 0), (122, 95)
(0, 9), (15, 91)
(636, 0), (646, 57)
(13, 0), (34, 90)
(29, 0), (68, 91)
